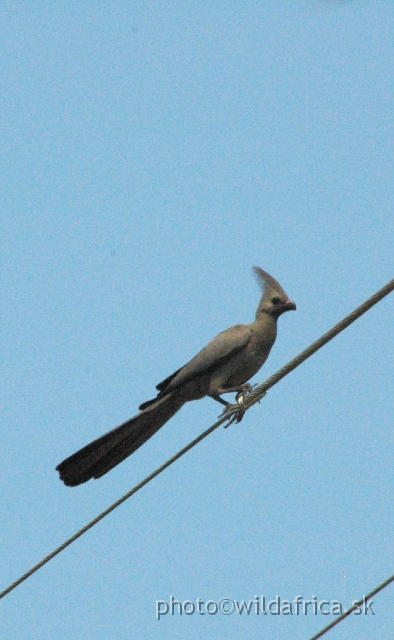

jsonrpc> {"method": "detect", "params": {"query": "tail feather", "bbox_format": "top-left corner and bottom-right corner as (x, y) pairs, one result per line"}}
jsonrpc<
(155, 366), (183, 391)
(56, 393), (184, 486)
(139, 366), (185, 410)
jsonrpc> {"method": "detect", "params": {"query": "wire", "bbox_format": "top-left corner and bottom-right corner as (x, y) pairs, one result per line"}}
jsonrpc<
(0, 412), (230, 600)
(309, 573), (394, 640)
(230, 275), (394, 411)
(1, 276), (394, 602)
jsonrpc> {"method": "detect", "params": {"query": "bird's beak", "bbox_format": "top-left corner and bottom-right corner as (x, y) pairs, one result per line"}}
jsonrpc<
(285, 300), (296, 311)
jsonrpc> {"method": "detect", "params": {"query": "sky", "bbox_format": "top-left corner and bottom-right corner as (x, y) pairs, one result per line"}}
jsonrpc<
(1, 1), (394, 639)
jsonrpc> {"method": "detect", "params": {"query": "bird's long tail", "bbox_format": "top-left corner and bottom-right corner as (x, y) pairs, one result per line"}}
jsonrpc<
(56, 393), (185, 486)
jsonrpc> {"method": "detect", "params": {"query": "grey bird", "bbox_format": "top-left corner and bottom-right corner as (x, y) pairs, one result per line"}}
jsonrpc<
(56, 267), (295, 486)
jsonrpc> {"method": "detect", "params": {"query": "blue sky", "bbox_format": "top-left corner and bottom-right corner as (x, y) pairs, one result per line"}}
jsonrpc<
(1, 2), (394, 638)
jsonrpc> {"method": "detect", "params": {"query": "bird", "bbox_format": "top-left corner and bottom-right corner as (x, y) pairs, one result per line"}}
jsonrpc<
(56, 267), (296, 486)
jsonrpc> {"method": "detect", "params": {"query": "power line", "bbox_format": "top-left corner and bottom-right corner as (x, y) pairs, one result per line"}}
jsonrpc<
(309, 573), (394, 640)
(1, 276), (393, 602)
(229, 274), (394, 412)
(0, 412), (230, 600)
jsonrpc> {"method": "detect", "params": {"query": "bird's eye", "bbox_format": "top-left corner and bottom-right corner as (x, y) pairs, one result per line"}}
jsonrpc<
(272, 297), (281, 305)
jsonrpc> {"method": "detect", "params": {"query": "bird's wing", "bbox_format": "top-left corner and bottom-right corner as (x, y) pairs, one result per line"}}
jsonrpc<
(158, 324), (252, 393)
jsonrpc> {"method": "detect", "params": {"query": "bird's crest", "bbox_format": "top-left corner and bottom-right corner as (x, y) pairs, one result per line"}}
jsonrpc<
(253, 266), (287, 298)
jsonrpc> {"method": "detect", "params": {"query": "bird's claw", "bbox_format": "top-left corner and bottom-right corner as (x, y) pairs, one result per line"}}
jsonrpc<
(233, 390), (248, 422)
(221, 401), (245, 427)
(235, 383), (257, 409)
(221, 384), (256, 427)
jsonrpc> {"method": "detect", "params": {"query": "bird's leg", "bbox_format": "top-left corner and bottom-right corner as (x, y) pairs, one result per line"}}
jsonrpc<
(218, 383), (253, 396)
(210, 383), (252, 408)
(210, 394), (231, 408)
(211, 384), (255, 423)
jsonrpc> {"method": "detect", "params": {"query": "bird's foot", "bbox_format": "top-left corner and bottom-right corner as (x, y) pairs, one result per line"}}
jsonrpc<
(221, 384), (256, 427)
(235, 383), (254, 401)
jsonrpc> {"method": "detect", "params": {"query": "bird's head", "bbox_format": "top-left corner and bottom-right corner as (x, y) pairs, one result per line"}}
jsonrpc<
(253, 266), (296, 320)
